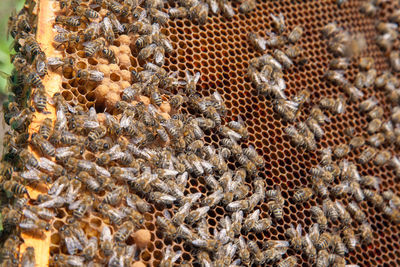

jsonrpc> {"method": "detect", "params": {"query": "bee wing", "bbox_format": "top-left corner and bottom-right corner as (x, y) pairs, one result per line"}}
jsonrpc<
(101, 226), (112, 241)
(163, 209), (172, 220)
(139, 9), (147, 21)
(47, 57), (64, 67)
(21, 169), (41, 181)
(171, 250), (182, 263)
(56, 109), (67, 130)
(249, 209), (260, 220)
(296, 223), (302, 236)
(193, 71), (201, 84)
(53, 24), (69, 33)
(111, 17), (125, 33)
(69, 199), (82, 210)
(23, 208), (39, 221)
(102, 17), (113, 32)
(273, 240), (290, 248)
(216, 229), (230, 244)
(89, 70), (104, 81)
(151, 23), (160, 34)
(95, 164), (111, 177)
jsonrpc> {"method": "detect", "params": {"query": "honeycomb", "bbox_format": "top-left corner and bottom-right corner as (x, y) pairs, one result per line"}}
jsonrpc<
(2, 0), (400, 266)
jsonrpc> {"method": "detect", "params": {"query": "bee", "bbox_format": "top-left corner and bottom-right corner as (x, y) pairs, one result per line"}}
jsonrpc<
(360, 175), (380, 190)
(160, 246), (183, 267)
(359, 96), (378, 112)
(364, 189), (384, 209)
(285, 224), (302, 251)
(168, 7), (188, 19)
(347, 201), (366, 223)
(383, 189), (400, 208)
(186, 206), (210, 224)
(349, 135), (365, 149)
(310, 106), (329, 124)
(226, 199), (250, 212)
(359, 222), (373, 245)
(302, 234), (317, 260)
(19, 218), (50, 235)
(358, 146), (377, 164)
(367, 132), (385, 147)
(277, 256), (297, 267)
(83, 38), (105, 57)
(268, 200), (283, 220)
(322, 199), (338, 222)
(322, 22), (340, 38)
(102, 17), (115, 43)
(316, 249), (329, 267)
(37, 118), (53, 140)
(288, 25), (303, 43)
(293, 188), (313, 203)
(248, 32), (267, 52)
(55, 15), (81, 27)
(115, 220), (134, 242)
(271, 12), (285, 34)
(100, 226), (113, 256)
(150, 90), (162, 106)
(72, 195), (93, 218)
(265, 31), (287, 48)
(274, 99), (298, 122)
(310, 206), (328, 231)
(73, 6), (100, 19)
(220, 0), (235, 19)
(149, 8), (169, 26)
(342, 228), (357, 251)
(50, 255), (84, 266)
(76, 70), (104, 82)
(284, 125), (305, 148)
(184, 70), (201, 96)
(274, 49), (293, 69)
(31, 133), (55, 157)
(239, 0), (256, 13)
(333, 143), (350, 158)
(360, 1), (377, 16)
(247, 240), (266, 264)
(333, 201), (352, 226)
(329, 57), (349, 70)
(23, 34), (41, 57)
(263, 240), (289, 263)
(101, 47), (117, 64)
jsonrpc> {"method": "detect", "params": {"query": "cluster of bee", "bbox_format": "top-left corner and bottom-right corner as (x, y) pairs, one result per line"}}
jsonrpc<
(168, 0), (259, 24)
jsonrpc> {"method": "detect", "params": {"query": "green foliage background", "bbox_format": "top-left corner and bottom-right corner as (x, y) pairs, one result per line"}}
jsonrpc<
(0, 0), (25, 97)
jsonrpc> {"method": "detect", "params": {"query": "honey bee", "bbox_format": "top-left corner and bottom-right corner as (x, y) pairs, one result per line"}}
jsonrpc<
(358, 146), (377, 164)
(115, 220), (134, 242)
(76, 70), (104, 82)
(293, 187), (313, 203)
(220, 0), (235, 19)
(342, 228), (357, 251)
(239, 0), (256, 13)
(284, 125), (305, 148)
(271, 12), (285, 34)
(373, 150), (391, 166)
(169, 7), (188, 19)
(359, 222), (373, 245)
(347, 201), (366, 223)
(310, 206), (328, 231)
(329, 57), (349, 70)
(268, 200), (283, 220)
(265, 32), (287, 48)
(315, 249), (329, 267)
(263, 240), (289, 263)
(149, 8), (169, 26)
(322, 22), (340, 38)
(83, 38), (105, 57)
(333, 143), (350, 158)
(277, 256), (297, 267)
(274, 99), (298, 122)
(248, 32), (267, 52)
(324, 70), (346, 86)
(72, 195), (93, 218)
(55, 15), (81, 27)
(274, 49), (293, 69)
(102, 17), (115, 43)
(310, 106), (329, 124)
(248, 240), (266, 264)
(73, 6), (99, 19)
(19, 218), (50, 235)
(31, 133), (55, 157)
(334, 201), (352, 226)
(99, 226), (113, 256)
(367, 132), (385, 147)
(349, 135), (365, 149)
(160, 246), (183, 267)
(88, 125), (107, 141)
(226, 199), (250, 212)
(285, 224), (302, 251)
(50, 255), (84, 266)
